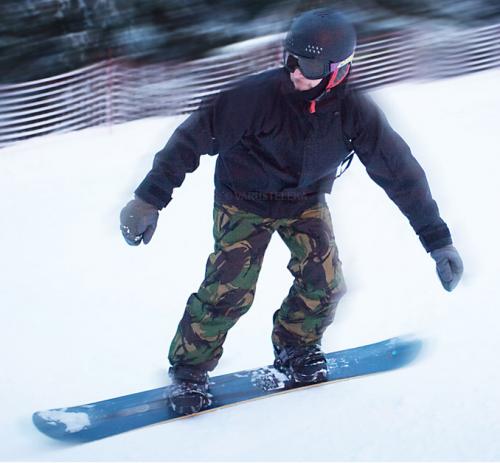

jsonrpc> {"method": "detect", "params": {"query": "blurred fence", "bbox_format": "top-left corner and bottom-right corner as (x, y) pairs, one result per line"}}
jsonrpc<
(1, 23), (499, 148)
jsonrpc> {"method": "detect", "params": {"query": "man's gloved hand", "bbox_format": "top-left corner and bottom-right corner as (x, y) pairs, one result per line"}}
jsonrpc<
(430, 244), (464, 292)
(120, 196), (159, 246)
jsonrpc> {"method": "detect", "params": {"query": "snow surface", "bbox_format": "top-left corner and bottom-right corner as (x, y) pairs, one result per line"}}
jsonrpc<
(1, 68), (500, 461)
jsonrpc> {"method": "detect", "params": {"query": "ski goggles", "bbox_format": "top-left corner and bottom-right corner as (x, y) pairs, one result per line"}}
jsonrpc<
(283, 50), (354, 80)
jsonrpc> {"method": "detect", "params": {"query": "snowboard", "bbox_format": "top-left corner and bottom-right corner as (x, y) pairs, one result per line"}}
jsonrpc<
(33, 336), (421, 443)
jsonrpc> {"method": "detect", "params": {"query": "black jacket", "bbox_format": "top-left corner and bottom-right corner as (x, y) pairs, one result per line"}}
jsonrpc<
(135, 68), (452, 252)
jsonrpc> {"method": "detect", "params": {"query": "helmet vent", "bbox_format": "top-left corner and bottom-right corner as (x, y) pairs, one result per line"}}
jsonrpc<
(305, 45), (323, 55)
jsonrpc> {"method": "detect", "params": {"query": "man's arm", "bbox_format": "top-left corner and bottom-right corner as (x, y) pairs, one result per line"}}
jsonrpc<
(120, 82), (254, 246)
(119, 97), (219, 246)
(344, 91), (452, 253)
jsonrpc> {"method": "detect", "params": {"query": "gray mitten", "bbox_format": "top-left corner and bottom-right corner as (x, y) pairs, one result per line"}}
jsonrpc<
(120, 196), (159, 246)
(430, 244), (464, 292)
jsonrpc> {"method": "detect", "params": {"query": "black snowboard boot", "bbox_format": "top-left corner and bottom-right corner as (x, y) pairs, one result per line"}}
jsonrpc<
(273, 343), (328, 384)
(168, 365), (210, 415)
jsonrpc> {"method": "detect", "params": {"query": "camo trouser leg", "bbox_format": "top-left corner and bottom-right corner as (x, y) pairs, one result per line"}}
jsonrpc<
(168, 202), (346, 372)
(168, 204), (274, 371)
(272, 205), (347, 348)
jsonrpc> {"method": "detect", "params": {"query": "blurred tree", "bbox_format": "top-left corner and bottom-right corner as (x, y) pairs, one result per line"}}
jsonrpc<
(0, 0), (499, 83)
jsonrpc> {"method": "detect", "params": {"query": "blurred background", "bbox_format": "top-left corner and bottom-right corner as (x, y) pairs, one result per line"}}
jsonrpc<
(1, 0), (500, 82)
(1, 0), (500, 147)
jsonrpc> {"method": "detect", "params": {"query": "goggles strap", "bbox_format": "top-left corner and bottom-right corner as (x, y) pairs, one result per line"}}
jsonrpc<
(326, 66), (340, 91)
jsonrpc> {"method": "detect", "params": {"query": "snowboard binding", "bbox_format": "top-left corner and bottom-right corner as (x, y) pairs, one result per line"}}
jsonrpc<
(273, 343), (328, 385)
(168, 365), (210, 415)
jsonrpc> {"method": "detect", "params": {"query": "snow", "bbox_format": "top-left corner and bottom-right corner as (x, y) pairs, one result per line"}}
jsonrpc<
(251, 367), (290, 391)
(37, 410), (90, 433)
(1, 67), (500, 460)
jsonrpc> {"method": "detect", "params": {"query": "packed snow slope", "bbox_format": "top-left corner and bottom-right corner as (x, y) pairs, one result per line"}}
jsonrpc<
(1, 68), (499, 461)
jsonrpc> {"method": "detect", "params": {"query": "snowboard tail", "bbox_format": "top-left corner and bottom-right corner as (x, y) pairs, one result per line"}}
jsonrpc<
(33, 336), (422, 442)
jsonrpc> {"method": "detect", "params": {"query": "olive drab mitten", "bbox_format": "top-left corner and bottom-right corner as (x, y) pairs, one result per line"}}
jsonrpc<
(430, 244), (464, 292)
(120, 196), (159, 246)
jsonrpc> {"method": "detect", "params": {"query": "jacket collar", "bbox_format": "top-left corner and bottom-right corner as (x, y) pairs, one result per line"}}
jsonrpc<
(279, 67), (348, 114)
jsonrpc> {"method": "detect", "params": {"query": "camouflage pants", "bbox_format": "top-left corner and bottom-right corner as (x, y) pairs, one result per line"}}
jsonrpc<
(168, 202), (347, 371)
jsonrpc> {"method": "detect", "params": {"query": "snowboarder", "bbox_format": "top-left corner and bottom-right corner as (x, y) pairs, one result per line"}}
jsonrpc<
(120, 9), (463, 415)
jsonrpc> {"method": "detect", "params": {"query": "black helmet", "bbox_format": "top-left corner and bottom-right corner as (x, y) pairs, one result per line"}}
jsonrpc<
(284, 9), (356, 80)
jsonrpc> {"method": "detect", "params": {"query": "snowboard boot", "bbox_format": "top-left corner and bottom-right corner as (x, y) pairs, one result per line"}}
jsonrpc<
(273, 343), (328, 385)
(168, 365), (210, 415)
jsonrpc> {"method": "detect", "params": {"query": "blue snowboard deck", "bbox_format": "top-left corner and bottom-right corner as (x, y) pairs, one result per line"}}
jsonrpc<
(33, 336), (422, 442)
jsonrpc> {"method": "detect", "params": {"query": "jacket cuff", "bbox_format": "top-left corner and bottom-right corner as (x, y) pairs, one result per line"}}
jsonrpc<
(135, 180), (172, 210)
(418, 223), (452, 253)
